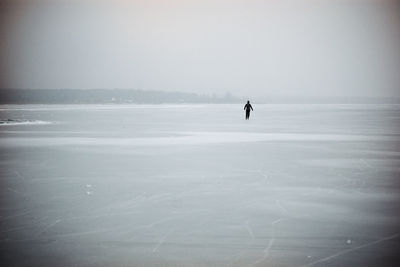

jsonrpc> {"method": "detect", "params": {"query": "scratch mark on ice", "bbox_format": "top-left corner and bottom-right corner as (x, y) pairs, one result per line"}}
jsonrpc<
(7, 187), (22, 195)
(275, 200), (288, 215)
(245, 220), (255, 239)
(2, 211), (31, 221)
(36, 219), (61, 237)
(250, 218), (285, 266)
(153, 229), (174, 253)
(54, 229), (112, 238)
(359, 159), (372, 169)
(300, 233), (400, 267)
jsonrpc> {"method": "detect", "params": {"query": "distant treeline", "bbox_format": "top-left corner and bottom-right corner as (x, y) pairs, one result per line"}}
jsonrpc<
(262, 96), (400, 104)
(1, 89), (398, 104)
(0, 89), (240, 104)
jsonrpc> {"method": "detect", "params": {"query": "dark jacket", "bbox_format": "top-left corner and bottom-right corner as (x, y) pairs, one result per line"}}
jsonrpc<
(244, 103), (253, 111)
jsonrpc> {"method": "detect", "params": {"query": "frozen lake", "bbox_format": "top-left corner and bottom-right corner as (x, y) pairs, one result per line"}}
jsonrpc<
(0, 104), (399, 266)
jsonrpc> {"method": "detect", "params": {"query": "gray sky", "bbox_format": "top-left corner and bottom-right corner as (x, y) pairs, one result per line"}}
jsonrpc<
(1, 0), (400, 98)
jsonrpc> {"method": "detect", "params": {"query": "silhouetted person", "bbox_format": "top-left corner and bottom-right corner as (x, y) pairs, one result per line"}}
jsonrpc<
(244, 100), (253, 120)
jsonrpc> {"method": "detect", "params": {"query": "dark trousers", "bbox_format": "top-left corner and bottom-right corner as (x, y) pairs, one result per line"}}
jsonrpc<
(245, 110), (250, 120)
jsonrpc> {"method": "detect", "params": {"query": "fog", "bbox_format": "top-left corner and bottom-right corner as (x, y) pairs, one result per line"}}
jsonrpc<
(1, 0), (400, 98)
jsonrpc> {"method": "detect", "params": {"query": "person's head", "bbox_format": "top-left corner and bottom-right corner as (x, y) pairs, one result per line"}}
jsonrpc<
(247, 100), (250, 104)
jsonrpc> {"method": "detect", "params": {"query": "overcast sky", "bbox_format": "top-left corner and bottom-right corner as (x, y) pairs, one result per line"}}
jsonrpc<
(1, 0), (399, 98)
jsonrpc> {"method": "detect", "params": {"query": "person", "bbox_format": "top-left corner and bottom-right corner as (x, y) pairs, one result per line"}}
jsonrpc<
(244, 100), (253, 120)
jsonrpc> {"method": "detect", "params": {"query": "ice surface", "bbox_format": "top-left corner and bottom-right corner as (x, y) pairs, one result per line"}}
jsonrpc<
(0, 104), (399, 266)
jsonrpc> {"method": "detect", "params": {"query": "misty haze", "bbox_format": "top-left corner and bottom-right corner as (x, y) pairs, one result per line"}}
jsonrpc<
(1, 0), (400, 267)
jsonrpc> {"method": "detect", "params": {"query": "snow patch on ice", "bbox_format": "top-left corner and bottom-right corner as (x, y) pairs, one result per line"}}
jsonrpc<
(0, 119), (52, 126)
(0, 131), (397, 147)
